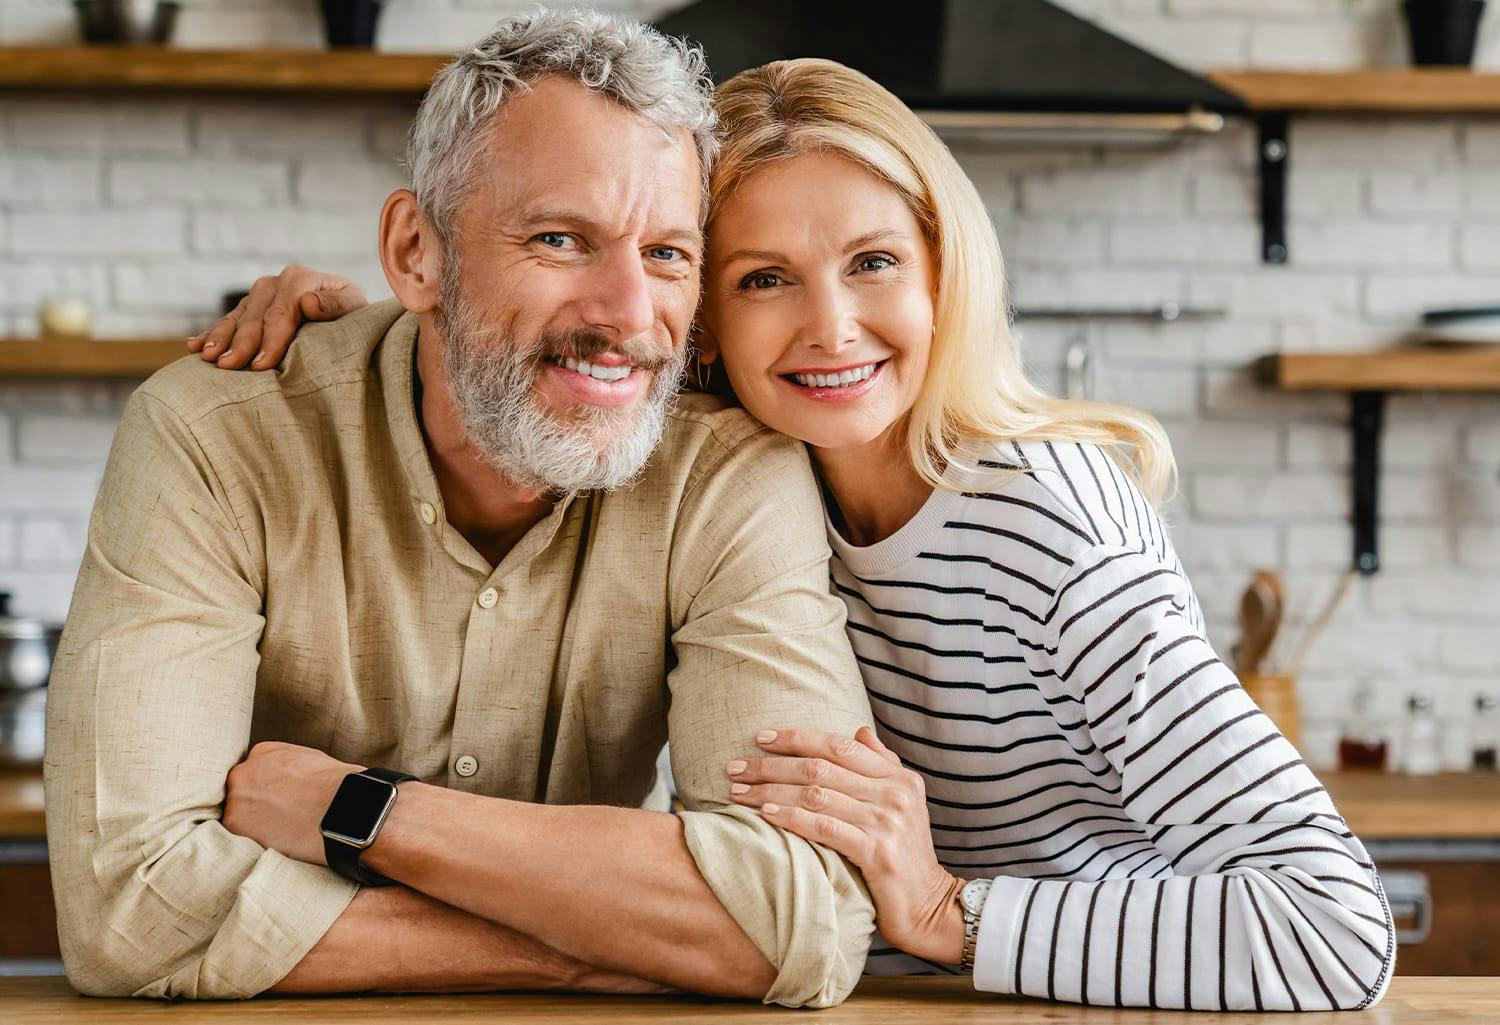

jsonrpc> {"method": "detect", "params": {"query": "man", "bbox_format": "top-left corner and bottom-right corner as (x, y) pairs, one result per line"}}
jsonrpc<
(44, 10), (875, 1006)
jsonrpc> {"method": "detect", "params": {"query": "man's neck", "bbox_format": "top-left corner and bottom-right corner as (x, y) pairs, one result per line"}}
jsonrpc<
(414, 325), (556, 567)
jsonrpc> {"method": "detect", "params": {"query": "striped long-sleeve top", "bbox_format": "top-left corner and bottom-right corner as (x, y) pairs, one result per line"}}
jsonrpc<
(832, 439), (1395, 1010)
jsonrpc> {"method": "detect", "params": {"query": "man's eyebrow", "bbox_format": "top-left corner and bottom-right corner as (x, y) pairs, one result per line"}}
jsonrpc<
(518, 208), (702, 249)
(719, 230), (914, 266)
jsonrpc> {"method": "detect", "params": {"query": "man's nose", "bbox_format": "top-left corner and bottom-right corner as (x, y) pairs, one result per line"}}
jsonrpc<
(578, 247), (656, 343)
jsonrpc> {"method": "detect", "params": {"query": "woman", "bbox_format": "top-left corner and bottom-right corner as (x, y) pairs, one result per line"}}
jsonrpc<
(189, 59), (1394, 1010)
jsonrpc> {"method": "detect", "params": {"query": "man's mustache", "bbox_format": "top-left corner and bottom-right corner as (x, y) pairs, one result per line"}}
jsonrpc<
(536, 328), (678, 373)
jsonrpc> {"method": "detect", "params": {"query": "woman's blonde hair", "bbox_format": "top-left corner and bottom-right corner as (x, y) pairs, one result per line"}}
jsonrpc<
(709, 58), (1176, 505)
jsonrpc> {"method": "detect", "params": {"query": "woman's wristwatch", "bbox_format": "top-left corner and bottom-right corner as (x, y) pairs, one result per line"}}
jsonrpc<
(958, 877), (993, 974)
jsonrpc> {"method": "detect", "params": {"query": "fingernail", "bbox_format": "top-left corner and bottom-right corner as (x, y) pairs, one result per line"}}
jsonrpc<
(756, 730), (777, 745)
(726, 760), (746, 776)
(729, 782), (750, 795)
(204, 340), (217, 351)
(761, 803), (781, 814)
(252, 352), (265, 366)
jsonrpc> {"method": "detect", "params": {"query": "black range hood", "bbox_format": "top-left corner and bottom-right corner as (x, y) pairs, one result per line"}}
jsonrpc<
(653, 0), (1244, 126)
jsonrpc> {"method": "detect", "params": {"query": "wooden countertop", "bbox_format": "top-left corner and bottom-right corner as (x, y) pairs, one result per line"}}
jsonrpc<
(1323, 771), (1500, 840)
(4, 976), (1498, 1023)
(4, 771), (1500, 841)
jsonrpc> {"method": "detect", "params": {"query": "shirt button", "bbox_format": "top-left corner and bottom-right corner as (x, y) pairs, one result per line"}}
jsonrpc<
(419, 502), (437, 525)
(454, 754), (479, 777)
(477, 587), (499, 609)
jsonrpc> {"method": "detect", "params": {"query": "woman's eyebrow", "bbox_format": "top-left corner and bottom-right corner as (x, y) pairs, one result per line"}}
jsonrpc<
(719, 229), (912, 267)
(718, 246), (786, 266)
(843, 229), (911, 252)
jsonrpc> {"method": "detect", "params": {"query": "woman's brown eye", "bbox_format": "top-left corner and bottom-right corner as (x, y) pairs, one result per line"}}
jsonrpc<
(743, 273), (781, 290)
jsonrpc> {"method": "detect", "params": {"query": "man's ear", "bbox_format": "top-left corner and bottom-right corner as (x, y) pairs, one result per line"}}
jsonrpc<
(379, 189), (442, 314)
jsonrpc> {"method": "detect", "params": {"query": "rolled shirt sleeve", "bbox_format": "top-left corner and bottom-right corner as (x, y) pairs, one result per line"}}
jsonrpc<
(44, 387), (356, 998)
(665, 425), (877, 1008)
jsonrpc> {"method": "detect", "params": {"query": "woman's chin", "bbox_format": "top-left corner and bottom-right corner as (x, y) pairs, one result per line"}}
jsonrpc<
(756, 412), (892, 455)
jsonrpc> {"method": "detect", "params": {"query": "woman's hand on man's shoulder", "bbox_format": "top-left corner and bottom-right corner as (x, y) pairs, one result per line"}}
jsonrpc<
(186, 265), (369, 372)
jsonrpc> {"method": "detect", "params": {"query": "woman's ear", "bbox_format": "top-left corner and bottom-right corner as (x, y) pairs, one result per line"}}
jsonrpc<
(379, 189), (442, 314)
(692, 320), (721, 364)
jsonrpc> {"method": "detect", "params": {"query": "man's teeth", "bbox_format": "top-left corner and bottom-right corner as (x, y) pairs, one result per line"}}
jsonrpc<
(792, 363), (878, 389)
(560, 356), (633, 382)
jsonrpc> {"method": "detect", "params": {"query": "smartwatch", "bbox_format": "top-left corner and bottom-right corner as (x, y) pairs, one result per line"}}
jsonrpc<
(320, 767), (416, 886)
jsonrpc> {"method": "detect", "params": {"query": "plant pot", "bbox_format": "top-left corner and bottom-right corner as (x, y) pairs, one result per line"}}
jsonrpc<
(321, 0), (383, 49)
(1403, 0), (1488, 67)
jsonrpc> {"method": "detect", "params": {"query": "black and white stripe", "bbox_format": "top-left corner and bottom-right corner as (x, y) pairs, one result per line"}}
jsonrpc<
(831, 440), (1394, 1010)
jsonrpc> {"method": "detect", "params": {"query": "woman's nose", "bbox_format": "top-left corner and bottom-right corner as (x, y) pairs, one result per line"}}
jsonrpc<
(801, 283), (859, 352)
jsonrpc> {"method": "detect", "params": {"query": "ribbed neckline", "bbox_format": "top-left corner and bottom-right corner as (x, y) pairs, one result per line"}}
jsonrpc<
(825, 480), (969, 578)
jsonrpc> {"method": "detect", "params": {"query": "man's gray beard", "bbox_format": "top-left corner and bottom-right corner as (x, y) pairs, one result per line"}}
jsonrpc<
(435, 277), (687, 495)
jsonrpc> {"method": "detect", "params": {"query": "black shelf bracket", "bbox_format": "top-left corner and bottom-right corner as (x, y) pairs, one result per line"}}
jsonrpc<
(1258, 113), (1289, 264)
(1351, 390), (1386, 575)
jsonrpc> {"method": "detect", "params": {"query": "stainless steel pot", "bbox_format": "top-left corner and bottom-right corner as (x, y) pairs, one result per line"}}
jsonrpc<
(1, 593), (59, 770)
(1, 593), (60, 692)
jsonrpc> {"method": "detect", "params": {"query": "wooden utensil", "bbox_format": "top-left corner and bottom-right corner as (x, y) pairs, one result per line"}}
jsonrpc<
(1236, 570), (1283, 676)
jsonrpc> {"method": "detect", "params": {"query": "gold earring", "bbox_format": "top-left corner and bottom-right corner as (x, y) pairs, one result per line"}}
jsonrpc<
(694, 358), (714, 391)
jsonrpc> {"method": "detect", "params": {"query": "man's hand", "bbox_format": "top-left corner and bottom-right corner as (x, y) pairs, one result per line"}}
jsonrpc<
(223, 741), (363, 865)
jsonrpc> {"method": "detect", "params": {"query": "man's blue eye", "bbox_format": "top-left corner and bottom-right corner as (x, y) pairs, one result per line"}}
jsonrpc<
(538, 233), (569, 248)
(649, 246), (681, 261)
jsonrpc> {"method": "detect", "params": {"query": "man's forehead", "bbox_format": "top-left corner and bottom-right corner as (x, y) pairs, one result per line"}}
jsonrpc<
(478, 77), (701, 226)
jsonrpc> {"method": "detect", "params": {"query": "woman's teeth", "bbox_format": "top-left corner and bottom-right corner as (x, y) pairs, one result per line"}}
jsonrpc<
(791, 363), (878, 389)
(559, 356), (632, 382)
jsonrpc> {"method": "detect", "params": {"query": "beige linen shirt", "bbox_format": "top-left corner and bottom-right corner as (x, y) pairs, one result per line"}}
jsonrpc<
(44, 299), (876, 1007)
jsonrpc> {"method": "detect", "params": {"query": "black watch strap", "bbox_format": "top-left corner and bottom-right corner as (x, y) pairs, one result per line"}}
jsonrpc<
(324, 768), (416, 887)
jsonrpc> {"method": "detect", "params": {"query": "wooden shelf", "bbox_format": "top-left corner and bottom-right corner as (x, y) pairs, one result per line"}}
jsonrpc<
(1266, 347), (1500, 392)
(0, 45), (448, 96)
(4, 49), (1498, 114)
(1210, 68), (1500, 113)
(0, 339), (186, 377)
(0, 773), (43, 838)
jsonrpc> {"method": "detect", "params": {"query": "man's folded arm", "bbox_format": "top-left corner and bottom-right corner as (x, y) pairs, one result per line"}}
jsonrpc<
(42, 387), (358, 998)
(665, 426), (878, 1010)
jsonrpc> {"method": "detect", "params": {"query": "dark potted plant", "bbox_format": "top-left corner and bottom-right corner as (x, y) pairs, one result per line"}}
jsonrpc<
(1403, 0), (1488, 66)
(320, 0), (382, 49)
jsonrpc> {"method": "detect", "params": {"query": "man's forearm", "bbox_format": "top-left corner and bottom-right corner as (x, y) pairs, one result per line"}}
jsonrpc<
(362, 784), (777, 998)
(273, 885), (665, 995)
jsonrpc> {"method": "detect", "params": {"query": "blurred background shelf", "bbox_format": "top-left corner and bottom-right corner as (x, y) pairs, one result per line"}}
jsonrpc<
(1266, 348), (1500, 392)
(0, 45), (447, 96)
(0, 340), (186, 377)
(3, 50), (1500, 112)
(1209, 69), (1500, 112)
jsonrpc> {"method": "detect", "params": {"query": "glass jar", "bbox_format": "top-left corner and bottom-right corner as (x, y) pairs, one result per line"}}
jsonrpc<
(1472, 693), (1498, 772)
(1338, 683), (1388, 772)
(1401, 692), (1442, 776)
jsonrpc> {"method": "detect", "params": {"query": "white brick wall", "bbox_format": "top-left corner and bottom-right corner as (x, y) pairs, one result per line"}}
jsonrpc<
(1, 0), (1498, 765)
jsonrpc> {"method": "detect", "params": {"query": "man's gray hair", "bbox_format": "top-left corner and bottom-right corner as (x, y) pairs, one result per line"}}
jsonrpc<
(408, 7), (718, 247)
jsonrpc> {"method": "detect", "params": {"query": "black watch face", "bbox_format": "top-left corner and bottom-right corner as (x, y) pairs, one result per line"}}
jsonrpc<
(320, 773), (396, 845)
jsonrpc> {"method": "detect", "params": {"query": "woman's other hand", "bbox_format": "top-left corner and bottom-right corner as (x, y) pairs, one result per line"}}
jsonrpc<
(187, 265), (368, 371)
(727, 725), (966, 965)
